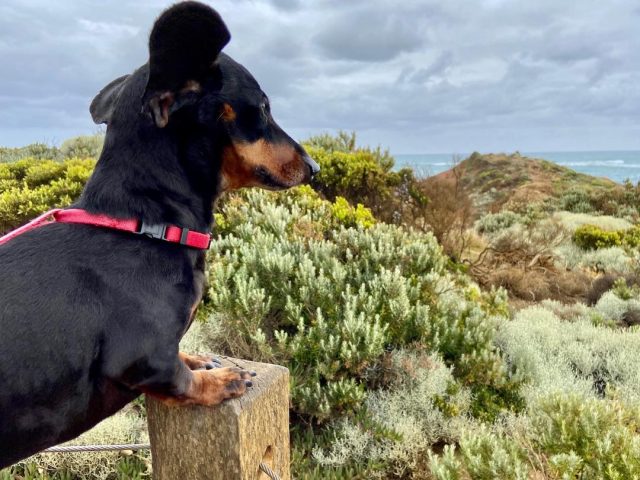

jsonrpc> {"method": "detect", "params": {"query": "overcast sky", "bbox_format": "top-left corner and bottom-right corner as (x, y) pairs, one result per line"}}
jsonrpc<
(0, 0), (638, 154)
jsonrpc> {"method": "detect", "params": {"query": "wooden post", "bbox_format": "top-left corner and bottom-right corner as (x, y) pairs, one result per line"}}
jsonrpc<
(146, 358), (290, 480)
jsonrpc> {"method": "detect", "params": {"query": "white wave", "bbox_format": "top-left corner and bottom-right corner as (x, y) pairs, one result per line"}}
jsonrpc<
(560, 161), (640, 168)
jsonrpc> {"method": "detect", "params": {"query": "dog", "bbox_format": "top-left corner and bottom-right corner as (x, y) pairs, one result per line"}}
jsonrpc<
(0, 1), (319, 467)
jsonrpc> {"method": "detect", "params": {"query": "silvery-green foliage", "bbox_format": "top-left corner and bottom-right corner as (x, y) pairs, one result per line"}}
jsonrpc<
(496, 306), (640, 403)
(430, 427), (530, 480)
(582, 247), (633, 273)
(21, 409), (148, 480)
(540, 285), (640, 327)
(530, 393), (640, 479)
(314, 353), (471, 477)
(538, 299), (592, 321)
(59, 134), (104, 159)
(475, 211), (525, 235)
(489, 218), (567, 261)
(200, 188), (509, 419)
(553, 211), (632, 233)
(429, 393), (640, 480)
(595, 291), (640, 322)
(555, 243), (632, 273)
(429, 446), (465, 480)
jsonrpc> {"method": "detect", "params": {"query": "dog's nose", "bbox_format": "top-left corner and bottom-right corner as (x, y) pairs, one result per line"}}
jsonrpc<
(303, 154), (320, 178)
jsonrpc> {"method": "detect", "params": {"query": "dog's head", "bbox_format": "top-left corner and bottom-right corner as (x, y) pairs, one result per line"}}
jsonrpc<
(90, 1), (318, 193)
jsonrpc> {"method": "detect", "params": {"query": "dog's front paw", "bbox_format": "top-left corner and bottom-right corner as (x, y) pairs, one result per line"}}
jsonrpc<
(179, 352), (222, 370)
(193, 367), (256, 406)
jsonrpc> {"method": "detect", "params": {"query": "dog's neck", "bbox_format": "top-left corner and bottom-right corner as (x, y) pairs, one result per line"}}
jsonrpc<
(77, 127), (222, 233)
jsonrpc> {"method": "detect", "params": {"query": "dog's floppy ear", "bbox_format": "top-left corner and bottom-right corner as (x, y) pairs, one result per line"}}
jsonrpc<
(90, 75), (130, 125)
(143, 1), (230, 128)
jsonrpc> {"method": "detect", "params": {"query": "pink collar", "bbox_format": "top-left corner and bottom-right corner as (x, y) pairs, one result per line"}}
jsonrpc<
(0, 209), (212, 250)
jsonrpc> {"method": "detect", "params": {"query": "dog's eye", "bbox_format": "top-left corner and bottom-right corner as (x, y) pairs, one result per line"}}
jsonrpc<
(260, 101), (270, 114)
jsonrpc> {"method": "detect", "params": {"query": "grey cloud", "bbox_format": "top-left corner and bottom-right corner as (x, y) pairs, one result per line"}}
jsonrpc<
(314, 8), (427, 62)
(0, 0), (638, 153)
(400, 51), (454, 84)
(265, 0), (302, 11)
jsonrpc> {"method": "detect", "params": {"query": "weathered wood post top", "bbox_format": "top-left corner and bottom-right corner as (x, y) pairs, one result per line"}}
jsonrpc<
(146, 357), (290, 480)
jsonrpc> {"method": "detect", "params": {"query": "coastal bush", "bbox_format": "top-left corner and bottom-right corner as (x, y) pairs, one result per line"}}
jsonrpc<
(429, 394), (640, 480)
(496, 305), (640, 402)
(0, 143), (61, 163)
(553, 211), (632, 232)
(573, 224), (640, 250)
(590, 181), (640, 220)
(558, 188), (596, 214)
(429, 297), (640, 480)
(411, 167), (475, 260)
(186, 187), (514, 422)
(304, 131), (394, 169)
(60, 134), (104, 159)
(314, 353), (472, 477)
(552, 182), (640, 221)
(0, 136), (103, 164)
(0, 158), (95, 234)
(318, 293), (640, 479)
(8, 408), (149, 480)
(305, 146), (419, 224)
(469, 219), (590, 302)
(573, 224), (623, 249)
(475, 211), (524, 234)
(555, 243), (633, 274)
(585, 274), (640, 305)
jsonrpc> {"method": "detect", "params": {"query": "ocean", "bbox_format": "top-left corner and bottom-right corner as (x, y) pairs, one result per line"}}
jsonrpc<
(394, 151), (640, 185)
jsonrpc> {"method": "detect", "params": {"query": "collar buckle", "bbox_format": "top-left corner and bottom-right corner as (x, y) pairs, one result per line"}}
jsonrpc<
(137, 221), (167, 241)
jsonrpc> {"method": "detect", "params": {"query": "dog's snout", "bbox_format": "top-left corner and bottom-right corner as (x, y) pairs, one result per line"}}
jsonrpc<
(303, 154), (320, 178)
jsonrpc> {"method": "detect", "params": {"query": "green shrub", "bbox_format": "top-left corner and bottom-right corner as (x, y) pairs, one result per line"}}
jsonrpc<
(475, 211), (524, 234)
(186, 187), (513, 422)
(0, 158), (95, 234)
(429, 394), (640, 480)
(555, 243), (633, 273)
(558, 189), (596, 213)
(330, 196), (376, 229)
(304, 131), (394, 170)
(8, 408), (149, 480)
(0, 143), (61, 163)
(60, 134), (104, 159)
(573, 224), (623, 250)
(573, 224), (640, 251)
(430, 429), (530, 480)
(314, 353), (471, 477)
(496, 305), (640, 402)
(553, 211), (632, 233)
(531, 393), (640, 479)
(550, 183), (640, 221)
(302, 132), (422, 224)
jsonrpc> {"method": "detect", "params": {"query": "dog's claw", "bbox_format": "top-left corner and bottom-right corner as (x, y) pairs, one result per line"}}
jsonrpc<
(204, 359), (223, 370)
(245, 380), (253, 388)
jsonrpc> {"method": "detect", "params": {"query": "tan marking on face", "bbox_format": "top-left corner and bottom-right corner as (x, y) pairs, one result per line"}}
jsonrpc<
(220, 139), (308, 191)
(221, 103), (236, 122)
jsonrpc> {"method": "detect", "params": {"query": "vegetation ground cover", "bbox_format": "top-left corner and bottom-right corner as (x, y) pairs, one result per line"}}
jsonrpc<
(1, 134), (639, 479)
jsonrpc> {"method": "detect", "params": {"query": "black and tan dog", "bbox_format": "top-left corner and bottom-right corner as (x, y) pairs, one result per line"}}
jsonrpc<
(0, 1), (318, 467)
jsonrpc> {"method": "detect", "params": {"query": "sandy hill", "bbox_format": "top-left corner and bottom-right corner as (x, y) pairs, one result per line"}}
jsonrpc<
(429, 152), (619, 214)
